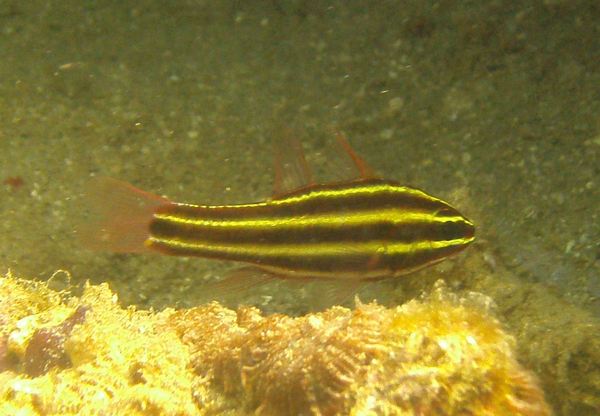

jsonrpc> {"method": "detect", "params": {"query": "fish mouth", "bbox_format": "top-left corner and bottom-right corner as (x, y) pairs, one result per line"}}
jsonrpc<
(435, 212), (475, 243)
(463, 217), (476, 241)
(435, 204), (475, 242)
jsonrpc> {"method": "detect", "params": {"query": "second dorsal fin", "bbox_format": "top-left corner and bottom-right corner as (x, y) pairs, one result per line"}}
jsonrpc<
(332, 130), (377, 179)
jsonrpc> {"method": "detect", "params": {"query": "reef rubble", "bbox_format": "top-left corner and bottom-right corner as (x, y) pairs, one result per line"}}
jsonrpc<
(0, 272), (550, 415)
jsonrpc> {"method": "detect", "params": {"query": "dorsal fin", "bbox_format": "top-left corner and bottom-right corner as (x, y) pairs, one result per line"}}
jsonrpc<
(272, 130), (378, 196)
(332, 130), (377, 179)
(309, 130), (379, 185)
(272, 132), (315, 196)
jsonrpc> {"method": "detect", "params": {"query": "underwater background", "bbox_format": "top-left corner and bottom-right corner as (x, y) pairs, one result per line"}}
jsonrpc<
(0, 1), (598, 414)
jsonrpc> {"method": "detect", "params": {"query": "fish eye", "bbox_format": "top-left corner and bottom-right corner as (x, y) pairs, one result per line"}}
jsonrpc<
(439, 221), (466, 240)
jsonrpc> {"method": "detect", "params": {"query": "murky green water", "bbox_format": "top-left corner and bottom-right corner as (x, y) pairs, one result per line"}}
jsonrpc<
(0, 1), (598, 414)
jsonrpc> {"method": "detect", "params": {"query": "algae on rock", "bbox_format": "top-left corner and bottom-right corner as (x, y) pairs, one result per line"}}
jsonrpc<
(0, 272), (550, 415)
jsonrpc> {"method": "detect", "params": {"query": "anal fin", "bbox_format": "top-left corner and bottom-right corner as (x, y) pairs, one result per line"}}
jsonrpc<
(200, 266), (278, 306)
(307, 279), (367, 311)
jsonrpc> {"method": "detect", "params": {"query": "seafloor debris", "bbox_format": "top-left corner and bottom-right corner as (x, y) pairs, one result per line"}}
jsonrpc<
(0, 272), (551, 415)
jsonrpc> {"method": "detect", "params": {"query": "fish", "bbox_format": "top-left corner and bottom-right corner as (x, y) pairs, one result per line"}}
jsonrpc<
(80, 133), (475, 284)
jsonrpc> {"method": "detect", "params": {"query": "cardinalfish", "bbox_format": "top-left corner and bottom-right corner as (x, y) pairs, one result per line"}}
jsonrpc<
(80, 133), (474, 288)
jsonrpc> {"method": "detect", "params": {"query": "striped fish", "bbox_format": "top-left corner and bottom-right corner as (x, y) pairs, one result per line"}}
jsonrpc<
(81, 134), (474, 282)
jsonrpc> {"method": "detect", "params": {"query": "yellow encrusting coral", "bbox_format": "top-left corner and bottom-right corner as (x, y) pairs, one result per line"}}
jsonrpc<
(0, 272), (551, 415)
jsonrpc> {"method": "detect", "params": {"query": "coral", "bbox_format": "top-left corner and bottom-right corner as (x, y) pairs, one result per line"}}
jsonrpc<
(0, 271), (68, 374)
(0, 273), (201, 415)
(169, 281), (551, 416)
(0, 272), (551, 415)
(0, 334), (10, 371)
(458, 251), (600, 415)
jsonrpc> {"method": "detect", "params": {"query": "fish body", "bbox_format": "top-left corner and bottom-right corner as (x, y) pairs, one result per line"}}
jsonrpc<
(83, 136), (474, 282)
(149, 178), (474, 280)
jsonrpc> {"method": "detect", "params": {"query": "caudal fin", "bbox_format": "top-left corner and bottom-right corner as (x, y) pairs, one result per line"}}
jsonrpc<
(76, 177), (170, 253)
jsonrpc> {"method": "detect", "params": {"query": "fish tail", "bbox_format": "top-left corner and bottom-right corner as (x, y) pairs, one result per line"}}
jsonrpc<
(76, 177), (169, 253)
